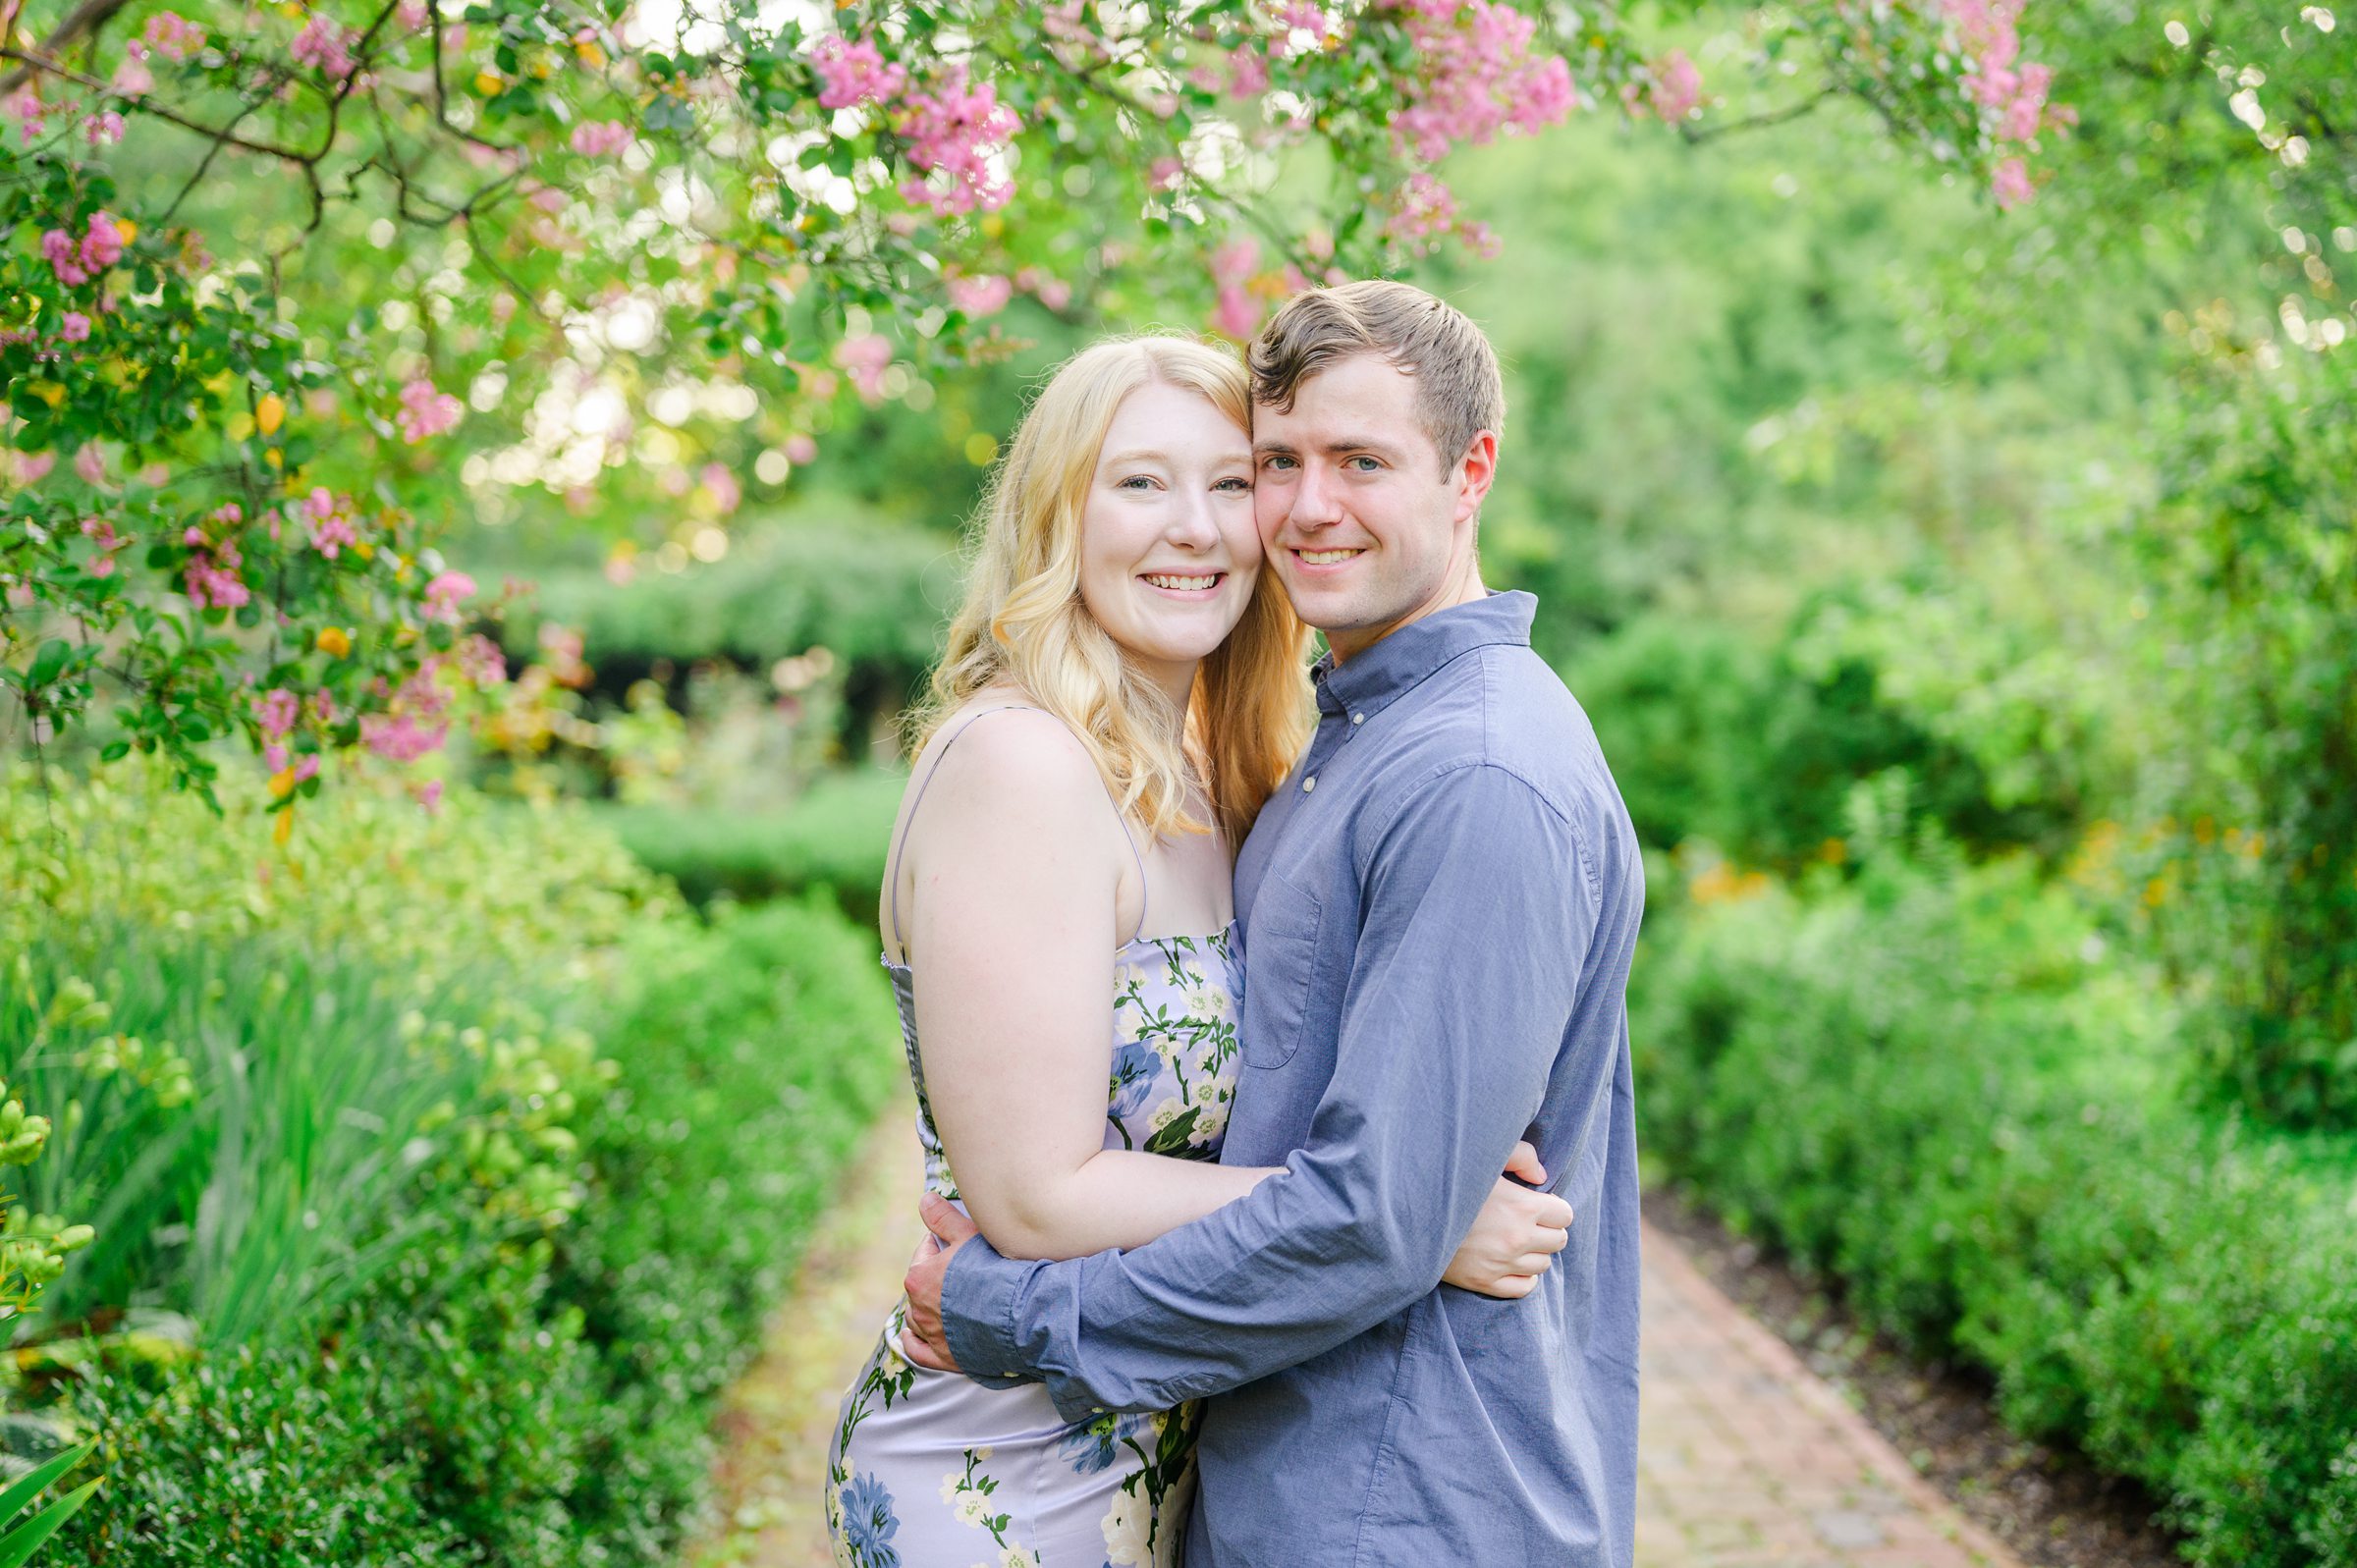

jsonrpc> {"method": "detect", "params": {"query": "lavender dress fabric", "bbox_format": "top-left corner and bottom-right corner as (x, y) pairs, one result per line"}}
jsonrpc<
(825, 926), (1241, 1568)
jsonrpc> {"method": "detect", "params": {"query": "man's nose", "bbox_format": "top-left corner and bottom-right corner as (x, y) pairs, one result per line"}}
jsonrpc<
(1291, 462), (1345, 528)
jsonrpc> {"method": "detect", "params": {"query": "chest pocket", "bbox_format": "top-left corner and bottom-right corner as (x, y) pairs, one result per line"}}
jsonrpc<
(1240, 871), (1324, 1070)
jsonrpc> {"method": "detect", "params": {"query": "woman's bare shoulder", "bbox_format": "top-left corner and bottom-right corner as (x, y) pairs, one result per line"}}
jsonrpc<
(911, 696), (1104, 825)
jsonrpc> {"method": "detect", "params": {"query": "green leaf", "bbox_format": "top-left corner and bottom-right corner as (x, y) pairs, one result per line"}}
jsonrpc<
(26, 640), (68, 688)
(98, 741), (129, 763)
(0, 1438), (95, 1530)
(0, 1480), (97, 1567)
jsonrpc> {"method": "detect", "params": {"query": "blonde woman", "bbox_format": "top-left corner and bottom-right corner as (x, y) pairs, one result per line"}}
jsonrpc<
(824, 336), (1569, 1568)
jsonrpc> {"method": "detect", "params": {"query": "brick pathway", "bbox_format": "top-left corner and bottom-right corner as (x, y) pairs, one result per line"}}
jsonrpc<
(1636, 1221), (2024, 1568)
(692, 1107), (2026, 1568)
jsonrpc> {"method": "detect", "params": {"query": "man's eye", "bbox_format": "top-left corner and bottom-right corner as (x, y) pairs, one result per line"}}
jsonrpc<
(1346, 456), (1381, 472)
(1261, 455), (1296, 472)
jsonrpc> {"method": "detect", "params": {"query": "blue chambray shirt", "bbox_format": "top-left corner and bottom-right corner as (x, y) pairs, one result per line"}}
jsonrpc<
(943, 591), (1646, 1566)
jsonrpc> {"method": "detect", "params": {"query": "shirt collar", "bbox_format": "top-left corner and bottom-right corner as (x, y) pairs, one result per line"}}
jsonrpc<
(1310, 590), (1537, 723)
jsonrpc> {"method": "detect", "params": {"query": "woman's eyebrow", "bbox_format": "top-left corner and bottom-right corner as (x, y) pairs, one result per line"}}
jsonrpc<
(1099, 448), (1171, 467)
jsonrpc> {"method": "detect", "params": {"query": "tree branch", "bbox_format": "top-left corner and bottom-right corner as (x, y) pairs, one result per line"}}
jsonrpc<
(0, 0), (133, 94)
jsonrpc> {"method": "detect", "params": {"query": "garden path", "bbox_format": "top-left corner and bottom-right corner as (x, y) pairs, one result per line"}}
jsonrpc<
(689, 1101), (2026, 1568)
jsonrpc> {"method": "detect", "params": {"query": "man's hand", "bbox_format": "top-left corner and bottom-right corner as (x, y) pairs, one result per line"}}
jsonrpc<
(900, 1191), (980, 1372)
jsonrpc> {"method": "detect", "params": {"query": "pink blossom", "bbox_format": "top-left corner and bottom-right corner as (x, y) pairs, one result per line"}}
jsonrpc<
(422, 569), (477, 623)
(265, 740), (290, 772)
(1385, 170), (1475, 255)
(527, 185), (568, 213)
(894, 65), (1020, 216)
(947, 272), (1014, 318)
(43, 210), (128, 290)
(811, 34), (907, 110)
(361, 712), (448, 763)
(414, 778), (445, 813)
(570, 120), (634, 157)
(699, 462), (742, 515)
(73, 446), (107, 486)
(211, 501), (244, 525)
(7, 87), (47, 141)
(256, 687), (301, 738)
(1015, 267), (1072, 311)
(1642, 51), (1703, 123)
(304, 489), (359, 558)
(58, 312), (90, 342)
(1227, 46), (1270, 97)
(308, 690), (339, 724)
(1991, 156), (2033, 209)
(1210, 238), (1260, 289)
(1390, 1), (1576, 160)
(143, 12), (207, 60)
(456, 632), (507, 686)
(112, 56), (154, 96)
(395, 0), (429, 31)
(397, 377), (463, 442)
(785, 433), (819, 464)
(82, 211), (123, 269)
(834, 334), (893, 404)
(185, 538), (249, 610)
(18, 453), (54, 483)
(1212, 286), (1261, 340)
(4, 582), (31, 610)
(1148, 156), (1185, 190)
(290, 16), (357, 82)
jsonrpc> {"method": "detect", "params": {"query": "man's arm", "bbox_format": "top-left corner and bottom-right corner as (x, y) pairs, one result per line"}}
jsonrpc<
(932, 762), (1597, 1422)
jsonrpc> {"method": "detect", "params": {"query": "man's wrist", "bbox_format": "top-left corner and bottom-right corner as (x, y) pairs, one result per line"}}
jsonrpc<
(941, 1231), (1037, 1380)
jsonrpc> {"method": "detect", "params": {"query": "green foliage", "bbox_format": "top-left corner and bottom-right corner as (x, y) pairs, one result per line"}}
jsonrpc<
(595, 766), (904, 919)
(1562, 611), (2060, 866)
(51, 883), (901, 1564)
(1633, 838), (2357, 1566)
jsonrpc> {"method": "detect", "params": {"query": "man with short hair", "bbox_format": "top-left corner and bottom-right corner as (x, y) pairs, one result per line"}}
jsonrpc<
(904, 280), (1645, 1565)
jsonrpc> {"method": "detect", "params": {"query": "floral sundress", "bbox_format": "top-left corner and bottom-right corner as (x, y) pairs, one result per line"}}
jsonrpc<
(826, 925), (1243, 1568)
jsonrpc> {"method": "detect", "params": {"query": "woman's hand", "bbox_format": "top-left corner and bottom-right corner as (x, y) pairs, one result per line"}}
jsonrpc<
(1443, 1141), (1573, 1299)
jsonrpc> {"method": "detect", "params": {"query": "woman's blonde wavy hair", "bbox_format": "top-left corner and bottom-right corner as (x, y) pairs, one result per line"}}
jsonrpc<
(911, 334), (1311, 848)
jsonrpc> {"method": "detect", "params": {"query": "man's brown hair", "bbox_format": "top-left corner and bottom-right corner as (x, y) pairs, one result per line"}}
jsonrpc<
(1247, 280), (1505, 476)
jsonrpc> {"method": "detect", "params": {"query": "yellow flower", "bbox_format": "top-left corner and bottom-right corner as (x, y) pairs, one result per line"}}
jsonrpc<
(315, 625), (352, 658)
(273, 806), (295, 846)
(269, 767), (297, 799)
(113, 218), (137, 244)
(576, 40), (607, 67)
(256, 393), (285, 436)
(473, 71), (504, 96)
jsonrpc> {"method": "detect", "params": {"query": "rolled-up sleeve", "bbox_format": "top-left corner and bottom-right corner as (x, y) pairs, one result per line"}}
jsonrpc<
(942, 762), (1595, 1421)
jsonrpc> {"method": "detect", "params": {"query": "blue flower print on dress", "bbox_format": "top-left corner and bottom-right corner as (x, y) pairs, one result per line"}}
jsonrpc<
(1107, 1041), (1157, 1123)
(1058, 1410), (1123, 1474)
(840, 1472), (902, 1567)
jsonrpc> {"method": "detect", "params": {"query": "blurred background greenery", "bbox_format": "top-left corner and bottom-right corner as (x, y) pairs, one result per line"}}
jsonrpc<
(15, 4), (2357, 1561)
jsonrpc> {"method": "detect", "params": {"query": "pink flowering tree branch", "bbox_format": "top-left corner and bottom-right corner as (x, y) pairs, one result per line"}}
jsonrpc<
(0, 0), (2098, 814)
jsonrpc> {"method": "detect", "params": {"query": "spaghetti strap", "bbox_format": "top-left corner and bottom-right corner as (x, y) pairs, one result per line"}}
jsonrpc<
(887, 704), (1151, 953)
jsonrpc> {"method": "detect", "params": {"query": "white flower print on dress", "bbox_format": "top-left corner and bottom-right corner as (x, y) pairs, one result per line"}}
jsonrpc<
(1102, 1486), (1152, 1564)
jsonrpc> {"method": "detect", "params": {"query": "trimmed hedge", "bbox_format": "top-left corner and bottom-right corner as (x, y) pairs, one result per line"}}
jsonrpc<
(1633, 847), (2357, 1567)
(595, 766), (904, 920)
(46, 858), (900, 1562)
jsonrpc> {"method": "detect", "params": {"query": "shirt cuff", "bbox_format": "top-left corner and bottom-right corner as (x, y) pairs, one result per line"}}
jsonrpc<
(942, 1233), (1042, 1385)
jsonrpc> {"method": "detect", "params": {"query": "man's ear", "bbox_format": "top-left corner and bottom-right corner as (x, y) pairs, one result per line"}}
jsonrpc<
(1452, 430), (1499, 526)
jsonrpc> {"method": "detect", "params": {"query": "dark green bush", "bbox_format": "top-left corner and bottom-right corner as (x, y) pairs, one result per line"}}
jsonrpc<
(56, 896), (901, 1564)
(1562, 611), (2062, 867)
(1633, 845), (2357, 1566)
(594, 767), (904, 920)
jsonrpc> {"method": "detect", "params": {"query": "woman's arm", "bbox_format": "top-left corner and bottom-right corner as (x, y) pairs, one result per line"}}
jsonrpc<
(901, 713), (1278, 1262)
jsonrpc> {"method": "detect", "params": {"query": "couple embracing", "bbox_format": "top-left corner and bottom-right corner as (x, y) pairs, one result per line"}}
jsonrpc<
(827, 281), (1644, 1568)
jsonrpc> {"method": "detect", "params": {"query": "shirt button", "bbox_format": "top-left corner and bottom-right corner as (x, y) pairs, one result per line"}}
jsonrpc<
(1301, 775), (1316, 793)
(1351, 712), (1365, 725)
